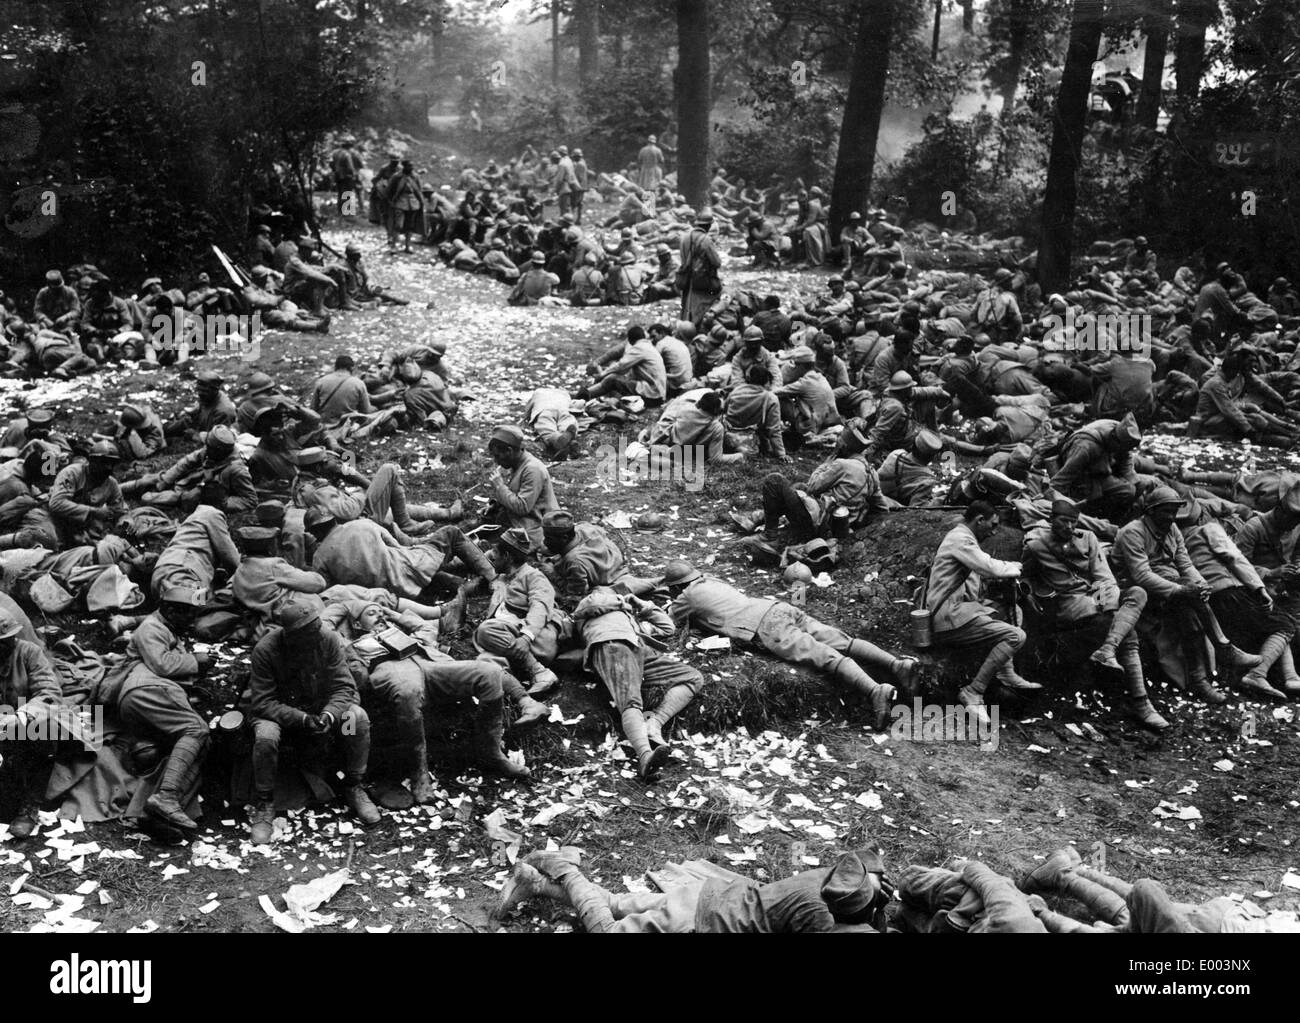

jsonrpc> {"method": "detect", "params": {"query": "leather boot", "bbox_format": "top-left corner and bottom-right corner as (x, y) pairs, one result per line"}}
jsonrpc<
(453, 534), (497, 583)
(1025, 893), (1105, 933)
(409, 745), (436, 805)
(514, 696), (550, 727)
(1276, 645), (1300, 693)
(1020, 846), (1082, 893)
(495, 860), (566, 920)
(621, 708), (669, 778)
(343, 783), (382, 827)
(249, 799), (275, 845)
(959, 651), (1002, 731)
(439, 587), (467, 636)
(8, 805), (39, 840)
(996, 665), (1042, 691)
(832, 658), (895, 732)
(1022, 847), (1129, 926)
(145, 734), (206, 830)
(476, 699), (531, 778)
(541, 858), (616, 933)
(1185, 648), (1227, 702)
(511, 639), (558, 695)
(1090, 598), (1144, 670)
(1239, 633), (1290, 701)
(1074, 864), (1133, 899)
(1221, 643), (1263, 670)
(1118, 644), (1169, 731)
(1188, 664), (1227, 704)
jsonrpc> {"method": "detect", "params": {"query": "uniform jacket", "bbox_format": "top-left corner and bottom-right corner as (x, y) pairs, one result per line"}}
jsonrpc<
(926, 523), (1020, 632)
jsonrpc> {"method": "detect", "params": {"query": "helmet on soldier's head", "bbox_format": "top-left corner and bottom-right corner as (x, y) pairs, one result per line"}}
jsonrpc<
(661, 559), (701, 587)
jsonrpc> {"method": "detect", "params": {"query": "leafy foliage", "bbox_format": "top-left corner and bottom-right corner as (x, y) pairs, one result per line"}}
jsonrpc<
(0, 0), (380, 282)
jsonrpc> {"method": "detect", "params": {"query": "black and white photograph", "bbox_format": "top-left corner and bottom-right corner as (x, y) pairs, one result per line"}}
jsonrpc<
(0, 0), (1295, 997)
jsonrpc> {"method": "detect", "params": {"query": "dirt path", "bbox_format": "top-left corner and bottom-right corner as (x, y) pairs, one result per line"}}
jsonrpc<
(2, 215), (1298, 934)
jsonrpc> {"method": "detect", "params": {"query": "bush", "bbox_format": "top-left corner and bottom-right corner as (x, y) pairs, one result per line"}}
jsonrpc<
(715, 69), (843, 187)
(876, 111), (1047, 238)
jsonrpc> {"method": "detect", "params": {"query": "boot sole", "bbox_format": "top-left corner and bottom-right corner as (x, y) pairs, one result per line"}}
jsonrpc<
(1238, 681), (1288, 702)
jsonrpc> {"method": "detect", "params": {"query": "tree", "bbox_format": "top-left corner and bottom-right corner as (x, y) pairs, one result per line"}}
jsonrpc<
(1036, 0), (1104, 294)
(1173, 0), (1215, 102)
(984, 0), (1071, 123)
(675, 0), (711, 208)
(1135, 0), (1172, 128)
(575, 0), (600, 85)
(828, 0), (899, 239)
(960, 0), (975, 31)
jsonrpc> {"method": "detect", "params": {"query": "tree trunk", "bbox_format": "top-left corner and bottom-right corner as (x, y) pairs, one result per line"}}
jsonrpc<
(999, 13), (1029, 122)
(576, 0), (600, 85)
(1036, 0), (1104, 295)
(1173, 0), (1212, 102)
(961, 0), (974, 32)
(932, 0), (942, 59)
(675, 0), (711, 208)
(1135, 0), (1171, 128)
(828, 0), (896, 240)
(551, 0), (560, 87)
(613, 26), (624, 68)
(431, 0), (445, 63)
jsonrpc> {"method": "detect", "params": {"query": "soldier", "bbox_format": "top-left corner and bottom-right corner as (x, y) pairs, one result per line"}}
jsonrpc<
(231, 526), (328, 634)
(322, 596), (540, 793)
(878, 429), (944, 507)
(723, 365), (788, 460)
(498, 848), (885, 933)
(485, 424), (559, 548)
(927, 501), (1038, 726)
(860, 372), (920, 466)
(150, 504), (240, 600)
(1180, 497), (1299, 699)
(0, 442), (60, 550)
(164, 370), (237, 438)
(1022, 499), (1168, 730)
(1111, 487), (1225, 705)
(524, 387), (580, 460)
(309, 510), (494, 600)
(734, 423), (891, 543)
(1049, 414), (1143, 522)
(729, 327), (782, 391)
(32, 270), (80, 331)
(247, 601), (380, 844)
(663, 559), (909, 731)
(474, 529), (565, 695)
(541, 510), (658, 598)
(776, 346), (838, 442)
(132, 425), (257, 515)
(93, 586), (213, 832)
(573, 586), (704, 779)
(48, 440), (126, 547)
(0, 611), (85, 838)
